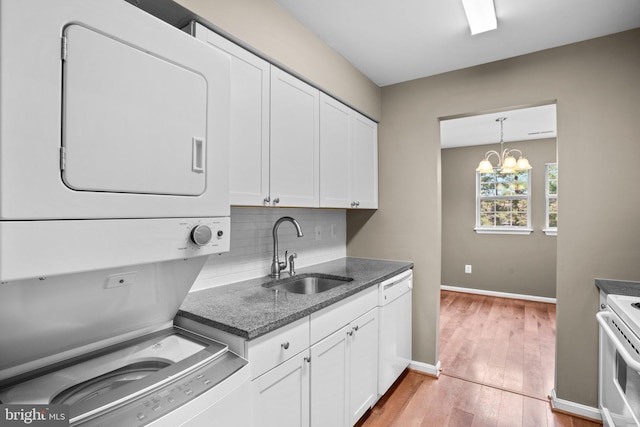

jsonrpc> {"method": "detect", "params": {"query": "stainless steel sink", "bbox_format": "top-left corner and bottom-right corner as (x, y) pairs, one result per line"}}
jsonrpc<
(262, 274), (353, 295)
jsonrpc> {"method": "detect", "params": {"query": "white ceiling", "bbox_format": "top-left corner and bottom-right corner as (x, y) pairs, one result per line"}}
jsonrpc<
(273, 0), (640, 87)
(440, 104), (557, 149)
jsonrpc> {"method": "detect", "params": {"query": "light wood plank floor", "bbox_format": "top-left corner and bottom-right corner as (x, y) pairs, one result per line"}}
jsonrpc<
(356, 291), (601, 427)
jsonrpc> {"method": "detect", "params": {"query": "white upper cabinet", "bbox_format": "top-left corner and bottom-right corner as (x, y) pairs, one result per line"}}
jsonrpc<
(320, 94), (378, 209)
(350, 112), (378, 209)
(192, 25), (375, 210)
(270, 67), (320, 208)
(193, 23), (270, 206)
(319, 94), (352, 208)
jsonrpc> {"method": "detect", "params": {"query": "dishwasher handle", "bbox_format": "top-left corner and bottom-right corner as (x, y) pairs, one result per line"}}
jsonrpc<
(381, 270), (413, 291)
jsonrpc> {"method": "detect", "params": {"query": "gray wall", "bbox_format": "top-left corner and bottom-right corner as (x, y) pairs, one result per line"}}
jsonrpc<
(441, 138), (557, 298)
(347, 29), (640, 407)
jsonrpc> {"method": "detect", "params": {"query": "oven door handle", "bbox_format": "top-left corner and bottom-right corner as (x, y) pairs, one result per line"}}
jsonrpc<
(596, 311), (640, 372)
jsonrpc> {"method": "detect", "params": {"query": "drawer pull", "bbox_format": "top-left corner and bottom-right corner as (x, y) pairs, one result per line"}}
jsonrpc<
(281, 342), (290, 350)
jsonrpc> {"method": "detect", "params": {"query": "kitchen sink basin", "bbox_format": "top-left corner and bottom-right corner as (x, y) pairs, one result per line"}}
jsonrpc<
(262, 274), (353, 295)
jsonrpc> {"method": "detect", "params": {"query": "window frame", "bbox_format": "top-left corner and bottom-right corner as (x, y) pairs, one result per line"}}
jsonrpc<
(544, 163), (558, 236)
(475, 169), (533, 235)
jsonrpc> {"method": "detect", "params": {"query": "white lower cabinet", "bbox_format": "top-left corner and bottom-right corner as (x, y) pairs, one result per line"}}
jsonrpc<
(248, 287), (379, 427)
(310, 308), (379, 427)
(348, 308), (379, 425)
(252, 349), (310, 427)
(310, 325), (350, 427)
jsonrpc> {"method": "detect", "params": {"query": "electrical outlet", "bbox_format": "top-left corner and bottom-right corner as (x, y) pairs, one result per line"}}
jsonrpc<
(465, 265), (472, 274)
(315, 225), (322, 241)
(331, 224), (337, 239)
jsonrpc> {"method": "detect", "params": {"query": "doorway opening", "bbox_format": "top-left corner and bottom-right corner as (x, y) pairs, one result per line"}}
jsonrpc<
(438, 101), (558, 408)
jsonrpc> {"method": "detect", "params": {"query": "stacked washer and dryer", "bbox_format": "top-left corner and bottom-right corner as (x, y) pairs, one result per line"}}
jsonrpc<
(0, 1), (250, 425)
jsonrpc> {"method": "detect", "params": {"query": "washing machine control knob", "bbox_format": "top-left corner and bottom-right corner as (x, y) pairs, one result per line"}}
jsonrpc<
(190, 224), (213, 246)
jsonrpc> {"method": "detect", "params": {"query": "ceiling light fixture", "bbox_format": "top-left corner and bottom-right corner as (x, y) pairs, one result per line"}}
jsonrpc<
(461, 0), (497, 35)
(476, 117), (532, 174)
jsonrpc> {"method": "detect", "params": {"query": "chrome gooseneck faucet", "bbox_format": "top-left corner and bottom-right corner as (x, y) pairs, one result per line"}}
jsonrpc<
(270, 216), (303, 278)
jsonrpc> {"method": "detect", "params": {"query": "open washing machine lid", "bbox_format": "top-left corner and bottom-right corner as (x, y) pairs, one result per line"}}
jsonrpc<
(0, 257), (209, 382)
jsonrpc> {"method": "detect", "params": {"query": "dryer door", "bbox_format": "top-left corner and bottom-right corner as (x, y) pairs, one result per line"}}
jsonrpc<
(62, 24), (207, 197)
(0, 0), (230, 220)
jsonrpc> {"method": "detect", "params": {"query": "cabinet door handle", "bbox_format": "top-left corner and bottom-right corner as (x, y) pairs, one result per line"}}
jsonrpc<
(304, 356), (311, 363)
(281, 342), (290, 350)
(352, 325), (359, 332)
(273, 197), (280, 204)
(347, 330), (354, 336)
(264, 196), (270, 204)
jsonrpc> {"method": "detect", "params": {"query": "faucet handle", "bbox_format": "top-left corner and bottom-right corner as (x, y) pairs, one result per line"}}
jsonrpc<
(278, 250), (288, 272)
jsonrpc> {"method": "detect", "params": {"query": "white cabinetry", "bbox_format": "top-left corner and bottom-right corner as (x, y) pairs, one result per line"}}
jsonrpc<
(320, 94), (378, 209)
(252, 350), (310, 427)
(192, 25), (376, 209)
(310, 325), (350, 427)
(348, 308), (379, 424)
(236, 287), (378, 427)
(351, 114), (378, 209)
(310, 308), (379, 427)
(309, 286), (379, 427)
(193, 23), (270, 206)
(247, 317), (310, 427)
(270, 67), (320, 207)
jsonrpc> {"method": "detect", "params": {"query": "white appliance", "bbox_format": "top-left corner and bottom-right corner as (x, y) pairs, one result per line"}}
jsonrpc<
(0, 1), (249, 426)
(0, 0), (231, 282)
(597, 294), (640, 427)
(378, 270), (413, 396)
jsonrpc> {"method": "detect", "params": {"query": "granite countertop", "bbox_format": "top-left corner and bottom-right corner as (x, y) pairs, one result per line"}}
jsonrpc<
(177, 257), (413, 340)
(595, 278), (640, 297)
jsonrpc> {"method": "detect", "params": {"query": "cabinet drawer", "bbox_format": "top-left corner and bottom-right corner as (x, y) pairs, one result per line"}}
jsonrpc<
(246, 317), (309, 379)
(310, 286), (377, 345)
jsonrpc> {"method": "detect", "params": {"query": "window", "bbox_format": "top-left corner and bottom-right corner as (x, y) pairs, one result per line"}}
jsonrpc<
(544, 163), (558, 235)
(476, 169), (532, 234)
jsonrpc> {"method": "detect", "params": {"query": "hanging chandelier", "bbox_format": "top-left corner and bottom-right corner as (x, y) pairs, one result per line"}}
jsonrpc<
(476, 117), (532, 174)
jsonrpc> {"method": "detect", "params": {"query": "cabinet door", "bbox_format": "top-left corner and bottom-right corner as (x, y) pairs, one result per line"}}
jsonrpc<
(252, 350), (310, 427)
(349, 308), (379, 426)
(351, 113), (378, 209)
(270, 66), (320, 207)
(319, 94), (352, 208)
(310, 324), (350, 427)
(194, 23), (270, 206)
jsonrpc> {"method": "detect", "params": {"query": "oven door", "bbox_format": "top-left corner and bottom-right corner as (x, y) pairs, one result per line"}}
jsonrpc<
(0, 0), (230, 220)
(597, 311), (640, 426)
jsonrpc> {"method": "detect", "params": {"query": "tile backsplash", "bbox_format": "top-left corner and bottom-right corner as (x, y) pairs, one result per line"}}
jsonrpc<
(191, 207), (346, 291)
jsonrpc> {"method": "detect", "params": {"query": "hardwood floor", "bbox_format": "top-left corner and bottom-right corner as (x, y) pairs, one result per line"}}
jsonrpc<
(356, 291), (601, 427)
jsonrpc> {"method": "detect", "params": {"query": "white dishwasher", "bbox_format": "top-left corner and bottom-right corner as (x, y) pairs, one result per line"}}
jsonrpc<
(378, 270), (413, 396)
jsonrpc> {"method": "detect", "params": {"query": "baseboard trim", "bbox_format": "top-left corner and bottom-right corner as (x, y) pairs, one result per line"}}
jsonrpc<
(409, 360), (441, 378)
(549, 389), (602, 422)
(441, 285), (556, 304)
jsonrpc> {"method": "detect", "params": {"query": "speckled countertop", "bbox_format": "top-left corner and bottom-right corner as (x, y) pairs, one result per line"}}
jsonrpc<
(595, 278), (640, 297)
(176, 257), (413, 340)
